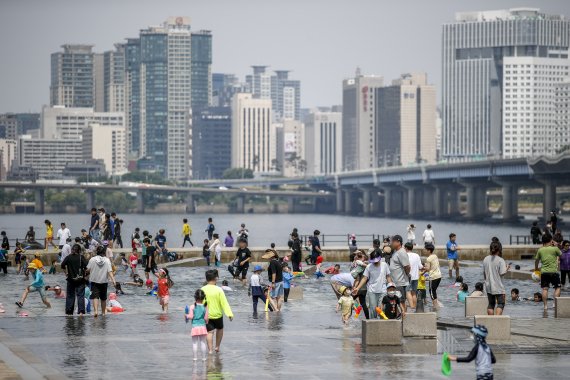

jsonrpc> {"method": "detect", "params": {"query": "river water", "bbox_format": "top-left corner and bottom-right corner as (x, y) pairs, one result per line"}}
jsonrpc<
(0, 213), (531, 246)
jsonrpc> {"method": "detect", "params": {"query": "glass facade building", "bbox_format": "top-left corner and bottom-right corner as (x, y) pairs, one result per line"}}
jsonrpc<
(191, 31), (213, 111)
(50, 45), (95, 108)
(192, 107), (232, 179)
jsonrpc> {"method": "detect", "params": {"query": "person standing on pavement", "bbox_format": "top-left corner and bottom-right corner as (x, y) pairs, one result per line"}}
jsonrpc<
(424, 244), (442, 308)
(530, 221), (543, 245)
(422, 224), (435, 248)
(446, 233), (461, 279)
(86, 245), (117, 317)
(205, 217), (215, 241)
(483, 241), (509, 315)
(535, 235), (562, 311)
(202, 269), (233, 354)
(57, 223), (71, 251)
(389, 235), (411, 315)
(60, 237), (72, 263)
(290, 231), (302, 272)
(264, 249), (284, 312)
(405, 242), (423, 310)
(560, 240), (570, 289)
(89, 208), (100, 240)
(60, 244), (88, 315)
(182, 218), (193, 247)
(352, 251), (392, 319)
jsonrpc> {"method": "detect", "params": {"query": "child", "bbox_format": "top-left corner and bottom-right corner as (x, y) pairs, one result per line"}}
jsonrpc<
(336, 286), (355, 324)
(106, 292), (124, 312)
(14, 242), (25, 274)
(453, 275), (464, 287)
(315, 255), (325, 278)
(202, 239), (211, 266)
(471, 282), (484, 297)
(511, 288), (520, 301)
(381, 283), (403, 319)
(124, 273), (144, 287)
(210, 234), (221, 267)
(120, 253), (129, 272)
(0, 243), (7, 274)
(129, 249), (139, 277)
(31, 253), (45, 273)
(457, 283), (469, 302)
(447, 325), (496, 379)
(84, 286), (91, 314)
(155, 268), (173, 312)
(45, 285), (66, 299)
(186, 289), (209, 361)
(15, 263), (51, 308)
(324, 264), (341, 275)
(249, 265), (269, 313)
(21, 256), (29, 279)
(417, 270), (428, 305)
(220, 280), (233, 292)
(48, 260), (57, 275)
(282, 264), (293, 302)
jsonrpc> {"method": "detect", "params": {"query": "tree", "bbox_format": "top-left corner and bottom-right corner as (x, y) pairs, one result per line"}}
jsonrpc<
(298, 159), (308, 175)
(271, 159), (281, 172)
(222, 168), (254, 179)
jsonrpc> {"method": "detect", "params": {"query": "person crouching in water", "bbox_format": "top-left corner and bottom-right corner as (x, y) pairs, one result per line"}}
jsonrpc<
(447, 325), (496, 380)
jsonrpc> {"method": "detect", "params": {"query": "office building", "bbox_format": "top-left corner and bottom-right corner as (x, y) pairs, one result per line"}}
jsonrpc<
(82, 123), (127, 175)
(342, 71), (384, 170)
(212, 73), (246, 107)
(275, 119), (304, 176)
(104, 43), (127, 113)
(93, 53), (105, 112)
(246, 66), (272, 100)
(17, 135), (82, 179)
(272, 70), (301, 120)
(192, 107), (232, 179)
(375, 73), (436, 166)
(0, 114), (18, 140)
(555, 77), (570, 154)
(442, 8), (570, 160)
(41, 106), (124, 141)
(0, 139), (16, 180)
(231, 93), (274, 173)
(50, 44), (95, 108)
(191, 31), (213, 110)
(305, 111), (342, 175)
(125, 38), (142, 157)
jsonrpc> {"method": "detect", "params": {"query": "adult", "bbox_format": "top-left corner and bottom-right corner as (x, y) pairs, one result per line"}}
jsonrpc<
(86, 245), (116, 317)
(224, 231), (234, 248)
(349, 234), (358, 255)
(483, 241), (509, 315)
(405, 242), (423, 310)
(1, 231), (9, 250)
(143, 238), (157, 280)
(182, 218), (193, 247)
(57, 223), (71, 250)
(424, 244), (442, 308)
(234, 239), (251, 284)
(60, 243), (88, 315)
(535, 235), (562, 310)
(202, 269), (233, 353)
(109, 213), (118, 243)
(550, 211), (558, 235)
(237, 223), (249, 242)
(490, 237), (503, 257)
(389, 235), (411, 314)
(560, 240), (570, 290)
(89, 208), (100, 240)
(330, 271), (355, 299)
(210, 233), (222, 267)
(264, 249), (284, 312)
(353, 251), (391, 319)
(310, 230), (322, 265)
(422, 224), (435, 247)
(406, 224), (416, 245)
(350, 252), (370, 319)
(60, 238), (72, 262)
(113, 216), (123, 248)
(25, 226), (36, 245)
(530, 221), (542, 245)
(446, 233), (461, 278)
(154, 229), (168, 263)
(290, 231), (302, 272)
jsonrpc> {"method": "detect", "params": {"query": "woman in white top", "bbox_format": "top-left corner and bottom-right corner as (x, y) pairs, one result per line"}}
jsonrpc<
(422, 224), (435, 247)
(209, 233), (222, 267)
(423, 243), (442, 308)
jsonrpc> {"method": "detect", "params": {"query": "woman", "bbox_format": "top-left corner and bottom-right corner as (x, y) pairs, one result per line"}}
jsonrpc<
(224, 231), (234, 248)
(351, 251), (370, 319)
(560, 240), (570, 289)
(424, 244), (442, 308)
(44, 220), (58, 252)
(210, 233), (222, 267)
(290, 231), (302, 272)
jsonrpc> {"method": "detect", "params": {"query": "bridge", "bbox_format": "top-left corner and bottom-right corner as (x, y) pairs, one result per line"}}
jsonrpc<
(2, 154), (569, 220)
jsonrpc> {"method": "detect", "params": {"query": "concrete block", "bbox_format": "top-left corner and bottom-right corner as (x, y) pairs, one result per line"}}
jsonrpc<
(362, 319), (402, 346)
(465, 296), (488, 317)
(163, 257), (206, 268)
(473, 315), (511, 343)
(303, 265), (316, 276)
(555, 297), (570, 318)
(288, 286), (303, 300)
(403, 312), (437, 337)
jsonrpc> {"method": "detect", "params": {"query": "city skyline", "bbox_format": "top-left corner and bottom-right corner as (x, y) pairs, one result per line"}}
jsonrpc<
(2, 0), (568, 113)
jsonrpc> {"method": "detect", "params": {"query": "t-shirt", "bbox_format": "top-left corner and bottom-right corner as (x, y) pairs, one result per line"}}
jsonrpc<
(157, 278), (169, 297)
(146, 246), (156, 266)
(283, 272), (293, 289)
(155, 234), (167, 249)
(108, 299), (122, 308)
(61, 253), (87, 281)
(46, 225), (53, 238)
(130, 254), (138, 267)
(457, 290), (469, 302)
(31, 258), (44, 269)
(268, 259), (283, 283)
(316, 256), (324, 265)
(86, 256), (112, 284)
(418, 273), (426, 290)
(382, 294), (401, 319)
(90, 214), (100, 230)
(423, 229), (435, 243)
(182, 224), (190, 235)
(483, 254), (507, 295)
(57, 228), (71, 246)
(330, 273), (355, 287)
(235, 247), (251, 268)
(535, 246), (561, 274)
(338, 296), (354, 315)
(60, 244), (72, 262)
(426, 254), (442, 280)
(201, 283), (233, 320)
(311, 237), (321, 255)
(407, 251), (422, 281)
(389, 248), (410, 287)
(362, 262), (391, 294)
(446, 240), (458, 260)
(0, 249), (7, 262)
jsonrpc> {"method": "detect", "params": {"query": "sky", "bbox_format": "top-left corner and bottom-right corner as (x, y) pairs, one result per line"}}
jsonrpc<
(1, 0), (569, 113)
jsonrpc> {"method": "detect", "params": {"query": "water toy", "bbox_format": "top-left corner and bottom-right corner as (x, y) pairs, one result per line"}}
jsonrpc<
(375, 307), (388, 320)
(354, 305), (363, 319)
(265, 296), (270, 312)
(441, 352), (452, 376)
(532, 270), (541, 282)
(292, 271), (306, 277)
(185, 305), (190, 323)
(110, 307), (124, 313)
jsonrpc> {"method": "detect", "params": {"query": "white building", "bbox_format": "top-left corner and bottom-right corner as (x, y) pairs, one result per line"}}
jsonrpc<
(276, 119), (305, 177)
(0, 139), (16, 180)
(41, 106), (125, 141)
(231, 93), (275, 173)
(555, 77), (570, 154)
(83, 123), (127, 176)
(18, 135), (82, 179)
(502, 57), (570, 158)
(305, 111), (342, 175)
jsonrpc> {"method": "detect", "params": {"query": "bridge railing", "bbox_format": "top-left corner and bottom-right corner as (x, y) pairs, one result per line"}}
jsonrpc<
(509, 235), (533, 245)
(299, 234), (389, 247)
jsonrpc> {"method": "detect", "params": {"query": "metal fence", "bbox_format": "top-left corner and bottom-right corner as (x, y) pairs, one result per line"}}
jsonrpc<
(299, 234), (390, 247)
(509, 235), (533, 245)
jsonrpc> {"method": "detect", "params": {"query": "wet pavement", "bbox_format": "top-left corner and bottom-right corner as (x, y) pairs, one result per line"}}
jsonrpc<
(0, 263), (569, 379)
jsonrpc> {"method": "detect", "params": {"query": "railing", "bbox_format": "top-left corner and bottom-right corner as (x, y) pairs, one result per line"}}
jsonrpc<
(299, 234), (389, 247)
(509, 235), (533, 245)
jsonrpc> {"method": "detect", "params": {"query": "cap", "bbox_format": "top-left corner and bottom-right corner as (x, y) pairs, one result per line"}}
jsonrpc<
(369, 253), (381, 263)
(109, 292), (117, 300)
(254, 265), (262, 272)
(386, 282), (396, 289)
(146, 279), (153, 286)
(54, 285), (61, 290)
(339, 286), (347, 294)
(27, 263), (38, 270)
(392, 235), (403, 244)
(350, 234), (356, 239)
(262, 250), (276, 259)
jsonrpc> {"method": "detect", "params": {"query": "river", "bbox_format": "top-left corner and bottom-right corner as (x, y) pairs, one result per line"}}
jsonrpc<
(0, 213), (532, 247)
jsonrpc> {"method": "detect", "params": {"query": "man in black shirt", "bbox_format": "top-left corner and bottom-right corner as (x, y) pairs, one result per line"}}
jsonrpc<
(264, 249), (284, 312)
(144, 239), (157, 280)
(530, 221), (542, 244)
(60, 244), (88, 315)
(234, 239), (251, 284)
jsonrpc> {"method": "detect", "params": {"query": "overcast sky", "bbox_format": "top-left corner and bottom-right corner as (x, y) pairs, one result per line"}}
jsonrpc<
(1, 0), (569, 113)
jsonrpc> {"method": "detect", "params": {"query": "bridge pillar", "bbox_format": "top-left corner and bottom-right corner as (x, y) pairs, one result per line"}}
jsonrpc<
(500, 183), (518, 222)
(185, 193), (196, 214)
(433, 186), (445, 218)
(345, 190), (355, 215)
(448, 188), (460, 216)
(371, 190), (382, 214)
(542, 180), (557, 222)
(336, 190), (344, 213)
(34, 188), (45, 215)
(136, 191), (145, 214)
(383, 186), (404, 216)
(423, 187), (434, 215)
(362, 189), (371, 216)
(383, 187), (394, 216)
(236, 195), (245, 213)
(85, 189), (96, 212)
(287, 197), (296, 214)
(464, 184), (487, 220)
(406, 186), (417, 217)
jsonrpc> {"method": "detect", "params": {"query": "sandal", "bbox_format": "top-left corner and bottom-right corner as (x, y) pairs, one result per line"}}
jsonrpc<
(15, 301), (23, 308)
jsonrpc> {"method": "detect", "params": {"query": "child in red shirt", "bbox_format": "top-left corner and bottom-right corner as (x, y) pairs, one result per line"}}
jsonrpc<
(129, 249), (139, 277)
(315, 255), (325, 278)
(155, 268), (173, 312)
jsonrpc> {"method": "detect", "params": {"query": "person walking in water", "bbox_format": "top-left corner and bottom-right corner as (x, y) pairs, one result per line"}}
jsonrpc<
(483, 241), (509, 315)
(535, 235), (562, 311)
(446, 233), (461, 278)
(44, 220), (58, 251)
(201, 269), (233, 354)
(182, 218), (193, 247)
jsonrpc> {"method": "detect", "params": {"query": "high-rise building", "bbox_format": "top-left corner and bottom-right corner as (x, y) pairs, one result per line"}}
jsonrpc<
(246, 66), (272, 100)
(375, 73), (436, 166)
(0, 114), (18, 140)
(104, 43), (127, 114)
(442, 8), (570, 160)
(212, 73), (246, 107)
(272, 70), (301, 120)
(17, 135), (82, 179)
(275, 119), (304, 177)
(305, 111), (342, 175)
(191, 31), (213, 110)
(342, 71), (384, 170)
(231, 93), (274, 173)
(192, 107), (232, 179)
(93, 53), (105, 112)
(555, 77), (570, 154)
(82, 123), (127, 175)
(0, 139), (16, 181)
(41, 106), (124, 141)
(50, 44), (95, 108)
(125, 38), (142, 158)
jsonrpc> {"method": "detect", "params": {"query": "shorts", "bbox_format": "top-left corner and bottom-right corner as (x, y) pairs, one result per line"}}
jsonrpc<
(487, 293), (506, 310)
(407, 280), (418, 293)
(396, 286), (407, 304)
(90, 282), (108, 301)
(235, 266), (249, 279)
(145, 262), (157, 273)
(448, 259), (458, 269)
(159, 295), (170, 306)
(541, 272), (561, 289)
(28, 286), (47, 300)
(271, 281), (285, 298)
(15, 254), (21, 264)
(206, 317), (224, 331)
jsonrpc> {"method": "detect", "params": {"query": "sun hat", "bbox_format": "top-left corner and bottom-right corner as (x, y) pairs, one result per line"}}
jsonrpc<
(471, 325), (488, 338)
(262, 249), (276, 259)
(339, 286), (347, 295)
(146, 279), (153, 286)
(254, 265), (262, 272)
(386, 282), (396, 289)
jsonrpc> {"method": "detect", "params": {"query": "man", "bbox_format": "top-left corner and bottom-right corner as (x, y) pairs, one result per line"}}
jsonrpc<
(89, 208), (100, 240)
(330, 271), (355, 299)
(405, 242), (423, 310)
(290, 232), (302, 272)
(60, 237), (72, 262)
(202, 269), (233, 353)
(143, 238), (157, 280)
(154, 229), (167, 263)
(530, 221), (542, 245)
(535, 235), (562, 311)
(109, 213), (117, 243)
(237, 223), (249, 242)
(98, 209), (108, 240)
(446, 233), (461, 278)
(234, 239), (251, 284)
(389, 235), (411, 314)
(264, 249), (284, 312)
(310, 230), (322, 265)
(422, 224), (435, 247)
(483, 241), (509, 315)
(61, 243), (88, 315)
(205, 217), (215, 241)
(550, 210), (558, 234)
(56, 223), (71, 250)
(352, 251), (392, 319)
(182, 218), (193, 247)
(86, 245), (116, 317)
